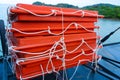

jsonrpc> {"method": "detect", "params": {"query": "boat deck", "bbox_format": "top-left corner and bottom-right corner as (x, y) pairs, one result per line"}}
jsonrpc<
(66, 43), (120, 80)
(0, 43), (120, 80)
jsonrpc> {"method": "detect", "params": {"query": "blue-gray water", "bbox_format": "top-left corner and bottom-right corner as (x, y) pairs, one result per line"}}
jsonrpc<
(97, 19), (120, 45)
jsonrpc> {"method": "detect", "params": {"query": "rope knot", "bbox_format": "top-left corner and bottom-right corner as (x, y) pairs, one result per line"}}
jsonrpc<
(48, 26), (51, 33)
(8, 46), (16, 50)
(81, 11), (85, 17)
(74, 23), (79, 29)
(16, 59), (24, 65)
(81, 38), (85, 43)
(81, 49), (85, 55)
(51, 9), (57, 16)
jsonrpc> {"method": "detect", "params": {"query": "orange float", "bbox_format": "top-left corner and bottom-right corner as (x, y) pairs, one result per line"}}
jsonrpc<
(14, 15), (98, 21)
(10, 3), (104, 17)
(12, 22), (97, 31)
(16, 52), (96, 79)
(8, 3), (103, 80)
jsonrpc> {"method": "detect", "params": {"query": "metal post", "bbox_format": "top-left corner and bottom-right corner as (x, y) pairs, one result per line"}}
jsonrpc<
(0, 20), (8, 80)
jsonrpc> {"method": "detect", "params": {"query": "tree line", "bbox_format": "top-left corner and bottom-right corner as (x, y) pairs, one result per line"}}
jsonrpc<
(82, 4), (120, 19)
(33, 2), (120, 19)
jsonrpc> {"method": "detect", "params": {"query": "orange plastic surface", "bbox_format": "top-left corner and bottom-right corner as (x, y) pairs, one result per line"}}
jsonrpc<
(16, 52), (97, 79)
(17, 33), (97, 46)
(12, 22), (97, 31)
(10, 3), (104, 18)
(16, 14), (98, 21)
(15, 40), (96, 58)
(8, 3), (101, 79)
(12, 29), (94, 38)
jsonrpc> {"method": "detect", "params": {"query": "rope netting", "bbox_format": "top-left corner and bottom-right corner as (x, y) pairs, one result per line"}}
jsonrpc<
(6, 4), (102, 80)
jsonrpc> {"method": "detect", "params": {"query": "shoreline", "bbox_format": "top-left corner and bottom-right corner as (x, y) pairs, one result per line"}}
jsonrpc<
(102, 17), (120, 20)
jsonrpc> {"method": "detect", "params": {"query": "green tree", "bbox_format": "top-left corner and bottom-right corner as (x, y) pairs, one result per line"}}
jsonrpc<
(33, 1), (120, 19)
(33, 1), (45, 5)
(56, 3), (79, 8)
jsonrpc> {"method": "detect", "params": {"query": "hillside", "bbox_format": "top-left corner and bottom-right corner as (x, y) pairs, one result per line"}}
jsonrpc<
(82, 4), (120, 19)
(33, 2), (120, 19)
(33, 1), (79, 8)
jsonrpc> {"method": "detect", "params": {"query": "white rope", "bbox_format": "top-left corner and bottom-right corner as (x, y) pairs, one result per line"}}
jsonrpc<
(40, 65), (45, 80)
(11, 36), (97, 77)
(61, 8), (68, 80)
(15, 49), (63, 62)
(65, 50), (93, 61)
(11, 28), (48, 35)
(9, 5), (102, 80)
(10, 6), (96, 36)
(16, 6), (100, 18)
(55, 9), (85, 17)
(10, 46), (50, 55)
(69, 59), (93, 80)
(10, 22), (94, 36)
(46, 43), (58, 73)
(13, 38), (65, 62)
(69, 60), (81, 80)
(93, 44), (100, 71)
(15, 38), (65, 79)
(12, 37), (96, 63)
(20, 75), (23, 80)
(87, 69), (92, 80)
(48, 22), (78, 36)
(18, 65), (49, 80)
(16, 6), (56, 17)
(16, 59), (24, 65)
(77, 23), (95, 33)
(66, 38), (84, 53)
(91, 23), (101, 71)
(6, 56), (15, 73)
(46, 37), (65, 73)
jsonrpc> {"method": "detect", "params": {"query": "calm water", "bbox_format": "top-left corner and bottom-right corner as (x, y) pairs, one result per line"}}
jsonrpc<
(96, 19), (120, 45)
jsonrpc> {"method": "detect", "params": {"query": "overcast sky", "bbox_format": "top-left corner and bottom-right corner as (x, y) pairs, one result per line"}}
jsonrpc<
(0, 0), (120, 7)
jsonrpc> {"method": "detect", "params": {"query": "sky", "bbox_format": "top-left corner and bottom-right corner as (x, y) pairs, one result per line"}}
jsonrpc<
(0, 0), (120, 7)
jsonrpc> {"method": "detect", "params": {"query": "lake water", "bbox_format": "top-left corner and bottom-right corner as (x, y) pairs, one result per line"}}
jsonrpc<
(96, 19), (120, 45)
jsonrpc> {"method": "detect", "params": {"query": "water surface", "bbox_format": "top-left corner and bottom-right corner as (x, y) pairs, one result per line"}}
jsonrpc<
(96, 19), (120, 45)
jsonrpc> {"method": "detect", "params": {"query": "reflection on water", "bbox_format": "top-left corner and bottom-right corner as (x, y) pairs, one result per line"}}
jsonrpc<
(96, 18), (120, 45)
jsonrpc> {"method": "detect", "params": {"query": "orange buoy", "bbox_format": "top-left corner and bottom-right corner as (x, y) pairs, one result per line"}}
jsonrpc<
(15, 14), (98, 21)
(8, 3), (103, 79)
(10, 3), (103, 17)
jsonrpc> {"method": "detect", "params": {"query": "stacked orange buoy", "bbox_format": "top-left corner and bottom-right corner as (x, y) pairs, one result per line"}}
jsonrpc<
(8, 3), (103, 79)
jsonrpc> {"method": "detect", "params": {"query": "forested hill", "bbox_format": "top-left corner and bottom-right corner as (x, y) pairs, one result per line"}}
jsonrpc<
(33, 2), (120, 19)
(82, 4), (120, 19)
(33, 1), (79, 8)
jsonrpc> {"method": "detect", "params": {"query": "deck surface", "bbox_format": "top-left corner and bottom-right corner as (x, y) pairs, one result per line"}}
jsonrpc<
(0, 43), (120, 80)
